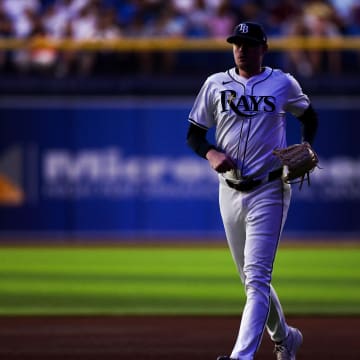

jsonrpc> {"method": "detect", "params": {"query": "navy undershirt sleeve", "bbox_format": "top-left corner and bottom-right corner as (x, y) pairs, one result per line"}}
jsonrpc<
(186, 123), (216, 159)
(297, 104), (319, 145)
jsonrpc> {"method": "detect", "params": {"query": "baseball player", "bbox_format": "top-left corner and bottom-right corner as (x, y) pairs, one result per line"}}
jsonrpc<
(186, 22), (318, 360)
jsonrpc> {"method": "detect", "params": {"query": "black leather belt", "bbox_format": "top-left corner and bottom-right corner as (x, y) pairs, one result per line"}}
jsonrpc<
(225, 168), (283, 192)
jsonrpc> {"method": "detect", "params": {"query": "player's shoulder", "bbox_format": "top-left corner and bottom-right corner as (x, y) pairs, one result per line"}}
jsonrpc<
(268, 67), (302, 90)
(275, 67), (301, 81)
(269, 67), (294, 81)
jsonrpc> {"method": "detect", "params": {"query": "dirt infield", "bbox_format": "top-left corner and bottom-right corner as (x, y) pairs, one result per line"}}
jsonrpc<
(0, 315), (359, 359)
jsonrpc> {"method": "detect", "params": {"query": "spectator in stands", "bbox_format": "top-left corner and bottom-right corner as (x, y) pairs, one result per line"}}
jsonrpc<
(9, 7), (40, 73)
(43, 3), (70, 39)
(1, 0), (59, 75)
(57, 1), (99, 76)
(96, 7), (122, 39)
(207, 0), (236, 38)
(1, 0), (40, 26)
(70, 1), (98, 40)
(93, 6), (123, 74)
(345, 2), (360, 70)
(284, 15), (314, 76)
(0, 2), (13, 71)
(282, 0), (342, 76)
(232, 0), (265, 26)
(183, 0), (212, 37)
(141, 2), (187, 74)
(328, 0), (358, 28)
(28, 14), (58, 74)
(0, 0), (358, 78)
(303, 0), (342, 75)
(264, 0), (302, 35)
(147, 3), (187, 38)
(343, 1), (360, 35)
(54, 0), (91, 20)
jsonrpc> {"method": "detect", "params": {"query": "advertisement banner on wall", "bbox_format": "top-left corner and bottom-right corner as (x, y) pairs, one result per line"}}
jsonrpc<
(0, 97), (359, 239)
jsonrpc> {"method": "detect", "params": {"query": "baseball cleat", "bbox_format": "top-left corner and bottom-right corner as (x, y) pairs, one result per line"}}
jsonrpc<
(274, 326), (303, 360)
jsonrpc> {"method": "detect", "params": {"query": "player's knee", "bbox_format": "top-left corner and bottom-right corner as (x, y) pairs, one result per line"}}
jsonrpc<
(244, 264), (271, 297)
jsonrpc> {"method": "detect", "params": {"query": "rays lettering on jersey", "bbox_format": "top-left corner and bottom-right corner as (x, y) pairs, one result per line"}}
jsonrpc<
(220, 90), (276, 117)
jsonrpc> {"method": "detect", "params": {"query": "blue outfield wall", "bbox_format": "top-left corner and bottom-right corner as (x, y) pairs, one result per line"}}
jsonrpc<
(0, 96), (359, 240)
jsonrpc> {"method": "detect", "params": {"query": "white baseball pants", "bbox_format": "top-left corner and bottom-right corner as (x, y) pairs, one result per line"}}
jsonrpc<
(219, 177), (292, 360)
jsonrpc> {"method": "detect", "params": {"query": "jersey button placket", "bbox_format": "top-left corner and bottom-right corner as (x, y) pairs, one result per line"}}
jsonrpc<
(238, 87), (252, 178)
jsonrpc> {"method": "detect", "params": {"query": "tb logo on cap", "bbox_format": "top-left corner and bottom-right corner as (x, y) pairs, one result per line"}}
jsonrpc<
(237, 23), (249, 33)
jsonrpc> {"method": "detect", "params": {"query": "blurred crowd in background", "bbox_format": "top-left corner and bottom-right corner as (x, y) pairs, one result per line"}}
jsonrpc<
(0, 0), (359, 91)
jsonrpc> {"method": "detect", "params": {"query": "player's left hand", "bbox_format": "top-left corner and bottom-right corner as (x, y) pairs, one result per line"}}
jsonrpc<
(272, 142), (319, 188)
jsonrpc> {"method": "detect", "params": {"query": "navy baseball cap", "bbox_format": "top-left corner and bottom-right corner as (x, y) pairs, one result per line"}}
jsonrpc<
(227, 22), (267, 45)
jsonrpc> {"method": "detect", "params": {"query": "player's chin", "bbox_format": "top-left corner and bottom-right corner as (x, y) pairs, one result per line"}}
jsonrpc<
(236, 61), (250, 70)
(238, 58), (251, 69)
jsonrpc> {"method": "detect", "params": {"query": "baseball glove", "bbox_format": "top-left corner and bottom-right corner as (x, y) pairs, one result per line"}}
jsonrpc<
(272, 142), (319, 189)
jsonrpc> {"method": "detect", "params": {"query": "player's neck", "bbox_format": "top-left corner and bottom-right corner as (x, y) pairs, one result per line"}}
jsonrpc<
(236, 66), (263, 79)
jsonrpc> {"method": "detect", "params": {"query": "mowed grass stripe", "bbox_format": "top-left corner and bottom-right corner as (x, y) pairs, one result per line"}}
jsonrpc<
(0, 246), (359, 315)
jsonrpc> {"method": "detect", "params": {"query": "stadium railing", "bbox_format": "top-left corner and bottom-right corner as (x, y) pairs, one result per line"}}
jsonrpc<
(0, 36), (359, 51)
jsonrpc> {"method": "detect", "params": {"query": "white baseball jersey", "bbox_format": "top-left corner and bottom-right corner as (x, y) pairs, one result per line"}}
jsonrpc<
(188, 66), (310, 181)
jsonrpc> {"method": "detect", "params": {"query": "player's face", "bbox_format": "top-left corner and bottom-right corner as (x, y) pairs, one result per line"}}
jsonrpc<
(232, 40), (267, 76)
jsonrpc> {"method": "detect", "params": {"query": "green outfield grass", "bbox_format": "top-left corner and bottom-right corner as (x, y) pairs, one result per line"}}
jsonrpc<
(0, 244), (359, 315)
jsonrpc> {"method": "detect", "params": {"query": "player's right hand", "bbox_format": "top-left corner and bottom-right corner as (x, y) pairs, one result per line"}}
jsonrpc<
(206, 149), (236, 173)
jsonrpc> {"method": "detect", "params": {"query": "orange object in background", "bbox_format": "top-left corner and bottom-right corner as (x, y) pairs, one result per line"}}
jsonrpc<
(0, 174), (24, 205)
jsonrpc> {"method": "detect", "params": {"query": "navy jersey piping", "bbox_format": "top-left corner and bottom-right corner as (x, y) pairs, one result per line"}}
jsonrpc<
(227, 69), (246, 91)
(226, 69), (246, 178)
(188, 118), (209, 130)
(251, 68), (274, 93)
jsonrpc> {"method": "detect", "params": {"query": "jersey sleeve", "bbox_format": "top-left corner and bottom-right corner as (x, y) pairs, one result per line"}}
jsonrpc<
(283, 73), (310, 117)
(188, 77), (216, 129)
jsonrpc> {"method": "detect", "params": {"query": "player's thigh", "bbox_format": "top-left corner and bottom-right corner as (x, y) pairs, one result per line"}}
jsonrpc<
(245, 182), (291, 265)
(219, 183), (247, 277)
